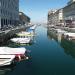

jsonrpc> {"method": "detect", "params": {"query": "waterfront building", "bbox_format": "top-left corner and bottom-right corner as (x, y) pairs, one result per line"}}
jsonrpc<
(63, 0), (75, 27)
(0, 0), (19, 29)
(48, 0), (75, 27)
(68, 0), (75, 5)
(19, 12), (30, 25)
(53, 9), (63, 26)
(48, 9), (63, 26)
(48, 10), (56, 26)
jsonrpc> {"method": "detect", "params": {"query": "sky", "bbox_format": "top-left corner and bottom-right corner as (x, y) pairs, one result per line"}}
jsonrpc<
(19, 0), (69, 23)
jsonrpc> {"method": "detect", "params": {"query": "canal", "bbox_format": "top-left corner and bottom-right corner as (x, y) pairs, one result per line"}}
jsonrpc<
(1, 25), (75, 75)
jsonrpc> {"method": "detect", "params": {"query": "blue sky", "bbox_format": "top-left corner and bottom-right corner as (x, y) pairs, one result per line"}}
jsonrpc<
(19, 0), (69, 23)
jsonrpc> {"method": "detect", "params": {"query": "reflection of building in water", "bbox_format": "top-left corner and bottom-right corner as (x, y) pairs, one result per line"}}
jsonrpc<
(57, 33), (62, 43)
(47, 29), (57, 40)
(47, 28), (75, 59)
(61, 39), (75, 59)
(47, 28), (62, 43)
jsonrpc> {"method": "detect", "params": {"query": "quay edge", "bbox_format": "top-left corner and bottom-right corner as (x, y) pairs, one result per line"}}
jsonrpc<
(0, 26), (31, 45)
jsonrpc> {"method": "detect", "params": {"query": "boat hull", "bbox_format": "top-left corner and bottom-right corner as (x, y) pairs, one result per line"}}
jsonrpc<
(0, 55), (15, 66)
(11, 38), (31, 44)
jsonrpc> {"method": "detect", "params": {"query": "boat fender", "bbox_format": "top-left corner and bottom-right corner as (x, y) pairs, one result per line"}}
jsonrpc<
(18, 55), (21, 61)
(26, 57), (29, 60)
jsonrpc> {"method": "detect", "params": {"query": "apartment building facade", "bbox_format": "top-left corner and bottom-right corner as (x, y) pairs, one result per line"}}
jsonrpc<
(53, 9), (63, 26)
(48, 9), (63, 26)
(0, 0), (19, 29)
(63, 0), (75, 27)
(48, 10), (56, 25)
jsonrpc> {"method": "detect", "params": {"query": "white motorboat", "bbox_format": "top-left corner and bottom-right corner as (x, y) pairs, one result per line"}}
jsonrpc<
(16, 31), (34, 37)
(0, 55), (15, 66)
(64, 32), (75, 40)
(0, 47), (28, 63)
(30, 25), (36, 30)
(55, 29), (67, 34)
(11, 38), (31, 44)
(0, 47), (26, 55)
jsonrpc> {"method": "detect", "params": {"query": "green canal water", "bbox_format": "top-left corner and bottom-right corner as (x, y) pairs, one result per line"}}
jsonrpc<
(1, 26), (75, 75)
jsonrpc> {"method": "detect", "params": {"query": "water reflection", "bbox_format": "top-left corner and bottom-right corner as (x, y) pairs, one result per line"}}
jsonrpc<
(1, 26), (75, 75)
(0, 64), (16, 75)
(47, 28), (75, 59)
(6, 41), (35, 48)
